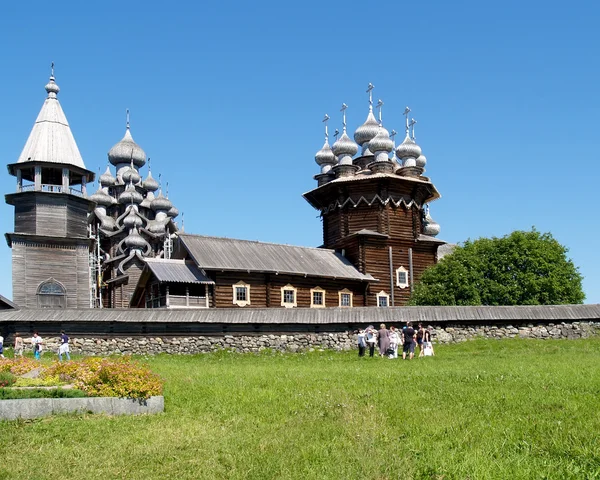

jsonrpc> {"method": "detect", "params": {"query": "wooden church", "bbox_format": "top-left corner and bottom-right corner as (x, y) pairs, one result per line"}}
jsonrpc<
(4, 74), (444, 310)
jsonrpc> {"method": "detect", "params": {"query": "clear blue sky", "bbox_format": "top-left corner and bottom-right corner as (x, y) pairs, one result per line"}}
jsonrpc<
(1, 0), (598, 303)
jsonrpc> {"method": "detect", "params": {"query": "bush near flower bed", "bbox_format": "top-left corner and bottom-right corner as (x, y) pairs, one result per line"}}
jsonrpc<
(44, 357), (163, 399)
(0, 357), (40, 376)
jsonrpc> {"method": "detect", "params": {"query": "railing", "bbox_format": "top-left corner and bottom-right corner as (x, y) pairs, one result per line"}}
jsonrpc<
(145, 295), (208, 308)
(18, 184), (84, 197)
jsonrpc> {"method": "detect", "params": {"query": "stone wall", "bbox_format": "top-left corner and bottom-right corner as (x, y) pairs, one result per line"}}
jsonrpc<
(31, 321), (600, 356)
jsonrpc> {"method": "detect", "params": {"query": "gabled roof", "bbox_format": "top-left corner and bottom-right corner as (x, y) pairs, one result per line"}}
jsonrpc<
(16, 78), (86, 170)
(145, 258), (214, 284)
(178, 234), (375, 282)
(0, 294), (18, 310)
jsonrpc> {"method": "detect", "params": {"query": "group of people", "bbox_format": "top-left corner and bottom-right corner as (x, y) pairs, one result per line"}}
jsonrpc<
(357, 322), (435, 360)
(0, 331), (71, 361)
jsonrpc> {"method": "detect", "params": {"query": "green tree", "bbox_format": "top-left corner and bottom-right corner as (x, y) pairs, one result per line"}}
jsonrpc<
(410, 229), (585, 306)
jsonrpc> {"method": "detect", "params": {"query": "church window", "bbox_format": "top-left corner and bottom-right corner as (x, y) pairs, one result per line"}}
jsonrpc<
(232, 281), (251, 307)
(377, 291), (389, 307)
(396, 266), (409, 289)
(281, 284), (297, 308)
(310, 287), (326, 308)
(339, 289), (353, 307)
(37, 279), (67, 308)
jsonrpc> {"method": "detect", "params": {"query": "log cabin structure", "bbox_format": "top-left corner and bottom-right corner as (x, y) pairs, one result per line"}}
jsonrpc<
(4, 74), (445, 310)
(303, 87), (444, 306)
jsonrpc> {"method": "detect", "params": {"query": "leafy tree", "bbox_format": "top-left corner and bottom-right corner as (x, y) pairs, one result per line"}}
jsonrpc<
(410, 229), (585, 306)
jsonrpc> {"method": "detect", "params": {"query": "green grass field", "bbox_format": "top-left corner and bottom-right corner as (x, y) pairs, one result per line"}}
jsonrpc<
(1, 338), (600, 479)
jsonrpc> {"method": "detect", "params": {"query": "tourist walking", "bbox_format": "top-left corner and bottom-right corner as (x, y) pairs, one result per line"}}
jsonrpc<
(31, 332), (43, 360)
(365, 325), (377, 357)
(388, 326), (399, 359)
(416, 323), (426, 357)
(402, 322), (416, 360)
(58, 330), (70, 361)
(377, 323), (390, 357)
(14, 333), (24, 357)
(357, 329), (367, 357)
(0, 334), (4, 358)
(423, 327), (435, 357)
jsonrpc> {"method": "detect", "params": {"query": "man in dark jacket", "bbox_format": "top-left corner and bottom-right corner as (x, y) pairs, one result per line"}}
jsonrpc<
(402, 322), (416, 360)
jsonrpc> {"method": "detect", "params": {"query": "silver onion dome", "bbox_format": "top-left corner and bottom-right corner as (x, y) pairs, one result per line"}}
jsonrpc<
(143, 171), (159, 192)
(119, 183), (143, 205)
(123, 207), (144, 229)
(45, 76), (60, 96)
(122, 164), (141, 185)
(368, 127), (394, 153)
(147, 219), (168, 234)
(124, 228), (148, 250)
(353, 110), (380, 146)
(395, 133), (422, 160)
(151, 192), (173, 212)
(416, 153), (427, 168)
(99, 166), (116, 187)
(167, 205), (179, 218)
(423, 211), (441, 237)
(90, 188), (113, 207)
(108, 128), (146, 168)
(332, 132), (358, 158)
(315, 140), (335, 166)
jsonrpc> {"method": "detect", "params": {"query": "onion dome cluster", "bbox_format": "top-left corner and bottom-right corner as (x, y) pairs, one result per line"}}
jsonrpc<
(108, 128), (146, 168)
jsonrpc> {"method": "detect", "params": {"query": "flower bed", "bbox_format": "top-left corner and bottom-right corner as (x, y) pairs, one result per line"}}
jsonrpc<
(0, 357), (163, 400)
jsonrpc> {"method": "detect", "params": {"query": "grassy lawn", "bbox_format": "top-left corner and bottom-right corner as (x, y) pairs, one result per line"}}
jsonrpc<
(1, 338), (600, 479)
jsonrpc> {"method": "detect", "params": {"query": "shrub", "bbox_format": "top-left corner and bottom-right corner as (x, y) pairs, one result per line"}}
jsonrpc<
(0, 371), (17, 387)
(45, 357), (163, 399)
(0, 357), (40, 376)
(14, 375), (62, 387)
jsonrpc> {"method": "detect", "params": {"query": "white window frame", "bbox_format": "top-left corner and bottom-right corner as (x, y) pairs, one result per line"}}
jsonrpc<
(396, 266), (409, 289)
(232, 281), (251, 307)
(310, 287), (326, 308)
(281, 284), (297, 308)
(338, 288), (353, 307)
(376, 290), (390, 307)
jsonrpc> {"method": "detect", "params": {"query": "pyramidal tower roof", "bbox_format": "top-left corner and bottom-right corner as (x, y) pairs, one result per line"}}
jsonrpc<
(16, 68), (86, 170)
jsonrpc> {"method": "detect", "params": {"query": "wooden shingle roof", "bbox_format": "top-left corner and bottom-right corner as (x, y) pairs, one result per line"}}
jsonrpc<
(0, 304), (598, 325)
(179, 234), (374, 282)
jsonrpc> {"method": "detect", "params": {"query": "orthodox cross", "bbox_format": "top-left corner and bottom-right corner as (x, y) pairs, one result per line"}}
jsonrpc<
(51, 62), (55, 77)
(390, 129), (398, 146)
(403, 107), (411, 134)
(322, 114), (330, 141)
(409, 118), (417, 140)
(166, 181), (169, 198)
(126, 109), (130, 129)
(333, 129), (340, 141)
(340, 103), (348, 131)
(375, 99), (384, 125)
(366, 83), (374, 109)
